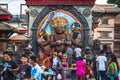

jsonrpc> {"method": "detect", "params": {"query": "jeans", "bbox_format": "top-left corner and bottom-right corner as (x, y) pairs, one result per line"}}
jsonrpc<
(93, 69), (99, 80)
(98, 71), (106, 80)
(71, 70), (76, 80)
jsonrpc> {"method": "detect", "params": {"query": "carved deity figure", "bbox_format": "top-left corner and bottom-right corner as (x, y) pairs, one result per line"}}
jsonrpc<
(71, 22), (83, 47)
(49, 17), (71, 53)
(37, 17), (71, 54)
(37, 17), (83, 54)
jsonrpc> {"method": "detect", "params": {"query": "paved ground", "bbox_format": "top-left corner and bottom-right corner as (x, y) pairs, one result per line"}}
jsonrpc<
(15, 70), (120, 80)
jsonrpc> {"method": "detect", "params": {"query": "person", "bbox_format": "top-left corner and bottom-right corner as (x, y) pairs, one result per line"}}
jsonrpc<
(69, 62), (76, 80)
(85, 61), (92, 80)
(38, 53), (51, 70)
(106, 54), (119, 80)
(74, 45), (82, 60)
(29, 55), (43, 80)
(84, 47), (93, 65)
(61, 54), (68, 80)
(75, 56), (85, 80)
(20, 54), (31, 80)
(52, 52), (59, 71)
(38, 53), (48, 66)
(0, 51), (19, 80)
(92, 54), (99, 80)
(66, 44), (73, 68)
(0, 59), (3, 80)
(96, 50), (107, 80)
(52, 52), (62, 80)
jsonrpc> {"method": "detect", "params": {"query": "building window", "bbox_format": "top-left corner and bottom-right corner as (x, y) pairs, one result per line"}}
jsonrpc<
(11, 15), (21, 22)
(0, 4), (8, 10)
(115, 28), (120, 33)
(101, 31), (109, 38)
(20, 4), (28, 14)
(102, 18), (108, 24)
(98, 31), (112, 39)
(102, 44), (111, 52)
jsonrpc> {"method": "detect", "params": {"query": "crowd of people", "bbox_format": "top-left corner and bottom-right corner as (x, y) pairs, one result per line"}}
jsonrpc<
(0, 46), (119, 80)
(93, 50), (119, 80)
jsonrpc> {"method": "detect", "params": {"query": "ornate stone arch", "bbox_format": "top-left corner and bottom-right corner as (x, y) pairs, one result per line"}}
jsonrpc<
(31, 5), (90, 54)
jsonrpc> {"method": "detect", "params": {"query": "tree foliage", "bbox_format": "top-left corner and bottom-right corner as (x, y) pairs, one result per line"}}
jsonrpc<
(107, 0), (120, 7)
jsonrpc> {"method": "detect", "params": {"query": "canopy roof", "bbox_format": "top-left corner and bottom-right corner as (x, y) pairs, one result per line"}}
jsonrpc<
(9, 34), (28, 40)
(92, 5), (120, 13)
(0, 7), (12, 21)
(26, 0), (95, 5)
(0, 22), (17, 31)
(16, 26), (28, 34)
(9, 34), (29, 43)
(0, 22), (17, 41)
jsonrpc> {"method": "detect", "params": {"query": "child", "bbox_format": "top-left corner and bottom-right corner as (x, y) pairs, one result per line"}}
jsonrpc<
(20, 54), (31, 80)
(75, 57), (85, 80)
(61, 54), (68, 80)
(85, 62), (91, 80)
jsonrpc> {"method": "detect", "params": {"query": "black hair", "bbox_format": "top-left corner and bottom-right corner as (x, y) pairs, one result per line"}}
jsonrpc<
(21, 54), (27, 58)
(110, 54), (119, 72)
(3, 51), (11, 56)
(110, 54), (116, 62)
(100, 50), (105, 54)
(29, 55), (37, 62)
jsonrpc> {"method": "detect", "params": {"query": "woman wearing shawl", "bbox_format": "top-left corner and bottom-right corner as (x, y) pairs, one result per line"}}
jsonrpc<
(106, 54), (119, 80)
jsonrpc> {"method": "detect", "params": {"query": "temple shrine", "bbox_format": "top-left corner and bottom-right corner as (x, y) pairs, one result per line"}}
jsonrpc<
(25, 0), (95, 55)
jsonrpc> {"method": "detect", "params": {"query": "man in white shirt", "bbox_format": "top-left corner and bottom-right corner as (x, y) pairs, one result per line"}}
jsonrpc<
(96, 50), (107, 80)
(74, 45), (82, 60)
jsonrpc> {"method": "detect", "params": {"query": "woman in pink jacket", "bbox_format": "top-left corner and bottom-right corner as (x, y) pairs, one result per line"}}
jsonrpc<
(75, 57), (85, 80)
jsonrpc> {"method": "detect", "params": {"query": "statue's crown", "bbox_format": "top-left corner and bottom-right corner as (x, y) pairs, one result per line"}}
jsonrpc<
(50, 17), (68, 27)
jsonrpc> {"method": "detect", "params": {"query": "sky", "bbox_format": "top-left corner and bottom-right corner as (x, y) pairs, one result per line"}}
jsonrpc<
(95, 0), (107, 4)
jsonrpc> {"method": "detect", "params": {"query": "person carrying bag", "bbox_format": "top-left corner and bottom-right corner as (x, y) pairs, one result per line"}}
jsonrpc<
(106, 54), (119, 80)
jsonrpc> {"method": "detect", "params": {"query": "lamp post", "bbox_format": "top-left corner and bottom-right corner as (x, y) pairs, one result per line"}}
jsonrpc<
(25, 8), (29, 35)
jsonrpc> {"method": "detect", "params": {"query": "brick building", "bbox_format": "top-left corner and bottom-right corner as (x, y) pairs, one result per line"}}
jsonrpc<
(92, 4), (120, 57)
